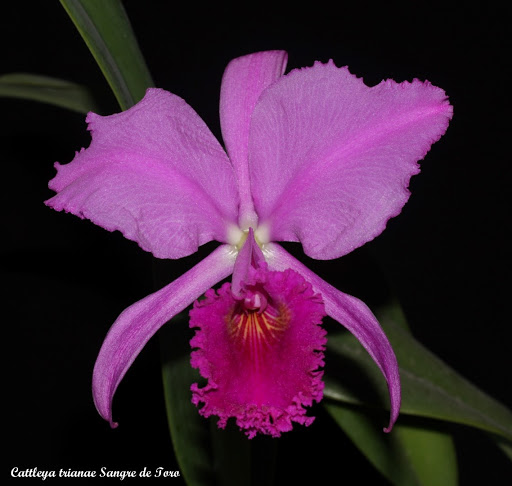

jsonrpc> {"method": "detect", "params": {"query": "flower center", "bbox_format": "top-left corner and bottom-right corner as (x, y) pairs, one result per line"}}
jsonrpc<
(227, 298), (290, 360)
(228, 225), (270, 251)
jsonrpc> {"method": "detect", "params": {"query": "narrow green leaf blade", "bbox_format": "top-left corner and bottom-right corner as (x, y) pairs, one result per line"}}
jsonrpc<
(495, 437), (512, 463)
(160, 313), (215, 486)
(0, 73), (99, 114)
(209, 424), (277, 486)
(60, 0), (153, 109)
(210, 423), (251, 486)
(325, 402), (458, 486)
(324, 304), (512, 441)
(398, 421), (458, 486)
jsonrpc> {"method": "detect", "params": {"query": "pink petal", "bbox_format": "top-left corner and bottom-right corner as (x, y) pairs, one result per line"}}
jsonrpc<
(190, 265), (327, 438)
(46, 88), (239, 259)
(266, 243), (401, 432)
(93, 245), (236, 427)
(249, 61), (453, 259)
(219, 51), (288, 229)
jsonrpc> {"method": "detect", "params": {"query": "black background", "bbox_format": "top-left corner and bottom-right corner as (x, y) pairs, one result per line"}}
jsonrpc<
(2, 1), (510, 484)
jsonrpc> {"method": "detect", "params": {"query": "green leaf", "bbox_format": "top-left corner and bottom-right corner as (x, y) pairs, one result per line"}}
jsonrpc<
(495, 436), (512, 463)
(60, 0), (153, 110)
(0, 73), (100, 114)
(210, 425), (277, 486)
(326, 402), (458, 486)
(210, 422), (251, 486)
(324, 303), (512, 441)
(160, 313), (215, 486)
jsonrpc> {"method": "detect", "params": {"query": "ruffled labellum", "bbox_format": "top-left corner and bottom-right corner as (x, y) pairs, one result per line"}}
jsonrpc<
(190, 264), (327, 438)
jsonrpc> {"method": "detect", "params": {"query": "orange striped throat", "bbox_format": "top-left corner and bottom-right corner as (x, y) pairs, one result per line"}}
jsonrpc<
(227, 300), (290, 364)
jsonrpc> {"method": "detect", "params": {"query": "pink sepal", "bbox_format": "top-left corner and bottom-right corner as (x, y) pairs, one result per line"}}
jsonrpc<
(266, 243), (401, 432)
(92, 245), (236, 427)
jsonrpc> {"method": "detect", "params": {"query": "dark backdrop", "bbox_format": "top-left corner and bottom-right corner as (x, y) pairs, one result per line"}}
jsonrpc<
(3, 1), (510, 484)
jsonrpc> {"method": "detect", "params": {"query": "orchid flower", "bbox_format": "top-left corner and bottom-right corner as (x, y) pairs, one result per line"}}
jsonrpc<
(46, 51), (452, 438)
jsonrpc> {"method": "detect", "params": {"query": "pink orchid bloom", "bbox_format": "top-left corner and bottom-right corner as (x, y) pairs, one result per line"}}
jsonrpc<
(46, 51), (452, 438)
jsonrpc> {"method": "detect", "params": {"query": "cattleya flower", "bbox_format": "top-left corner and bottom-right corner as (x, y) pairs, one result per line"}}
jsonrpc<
(46, 51), (452, 438)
